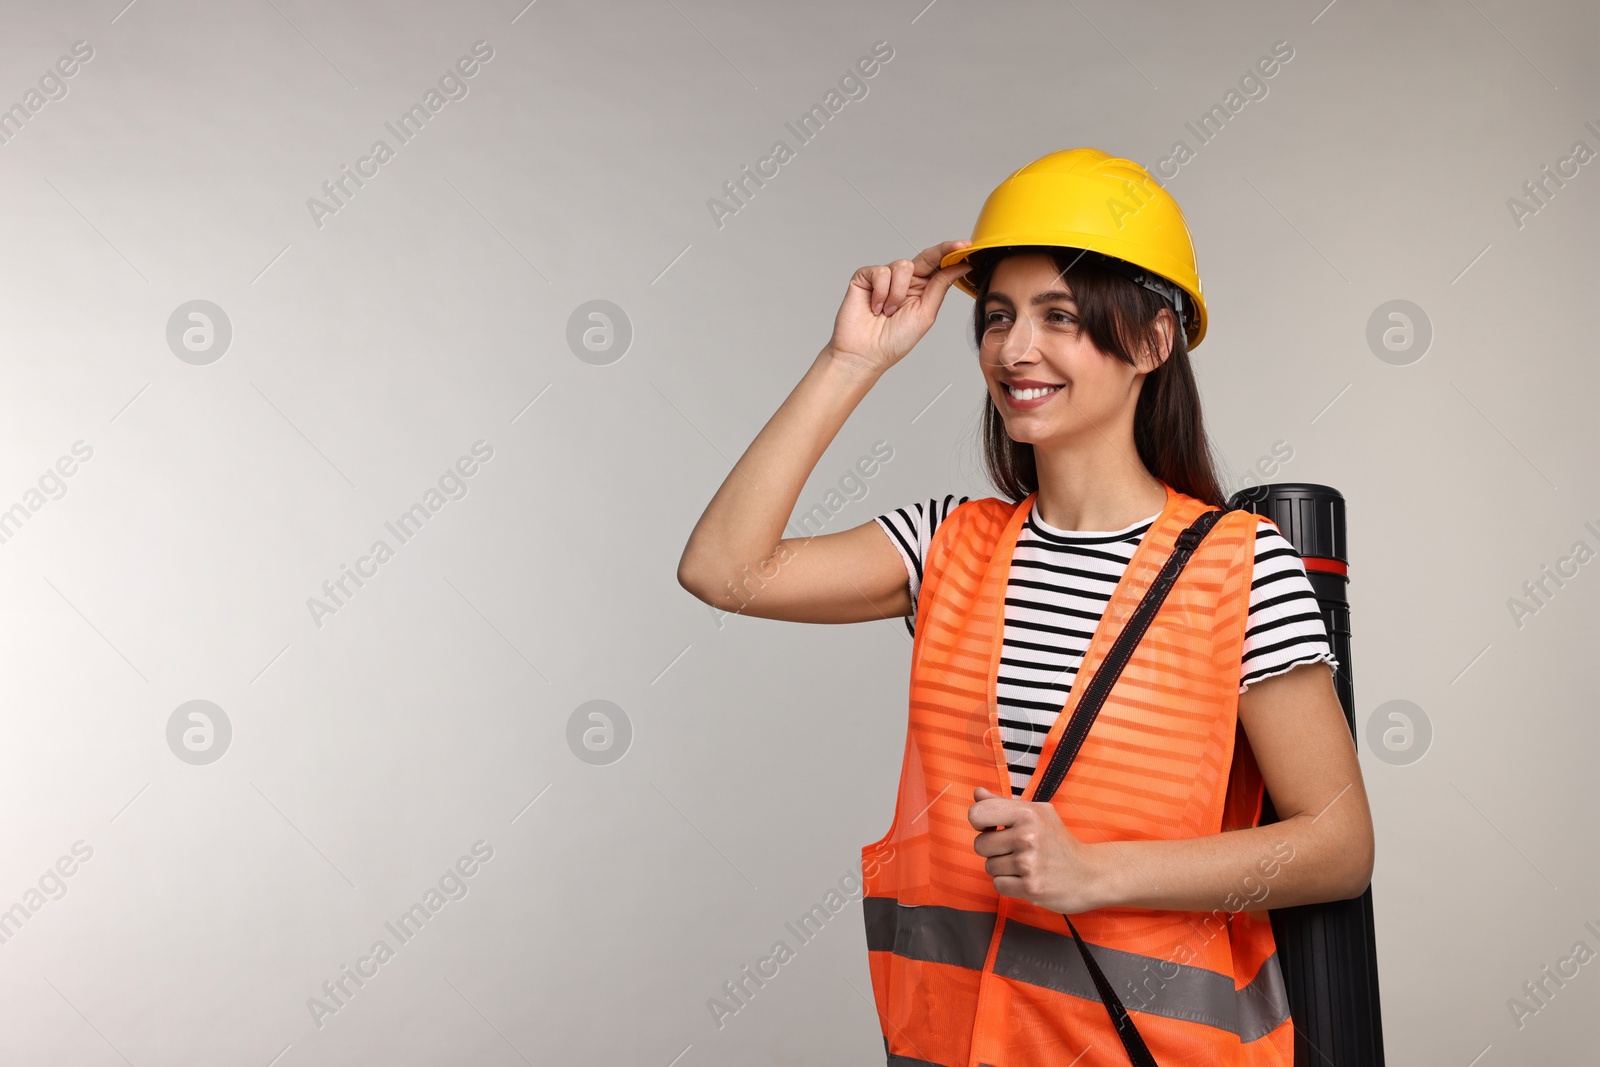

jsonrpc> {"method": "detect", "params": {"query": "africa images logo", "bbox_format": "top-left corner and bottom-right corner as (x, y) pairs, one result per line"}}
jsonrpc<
(306, 841), (495, 1029)
(306, 441), (494, 629)
(305, 41), (495, 229)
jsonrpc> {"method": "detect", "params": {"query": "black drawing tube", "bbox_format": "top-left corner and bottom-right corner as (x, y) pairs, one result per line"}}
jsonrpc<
(1228, 482), (1386, 1067)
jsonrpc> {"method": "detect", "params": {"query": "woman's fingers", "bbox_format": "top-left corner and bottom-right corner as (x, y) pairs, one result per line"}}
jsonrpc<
(923, 260), (972, 306)
(884, 243), (970, 315)
(859, 240), (972, 317)
(917, 239), (971, 278)
(866, 263), (891, 314)
(829, 241), (973, 372)
(883, 258), (915, 315)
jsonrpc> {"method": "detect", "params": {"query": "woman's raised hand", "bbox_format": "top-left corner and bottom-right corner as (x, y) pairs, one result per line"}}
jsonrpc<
(827, 240), (973, 376)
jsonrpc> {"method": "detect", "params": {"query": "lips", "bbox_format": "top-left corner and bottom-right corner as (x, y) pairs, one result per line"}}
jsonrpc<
(1000, 380), (1063, 408)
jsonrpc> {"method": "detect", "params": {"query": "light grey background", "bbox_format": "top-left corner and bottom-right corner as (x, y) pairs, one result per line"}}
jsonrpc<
(0, 0), (1595, 1064)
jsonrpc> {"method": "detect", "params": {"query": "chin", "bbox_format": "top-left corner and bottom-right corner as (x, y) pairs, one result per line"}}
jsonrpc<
(1003, 415), (1077, 447)
(1002, 423), (1052, 445)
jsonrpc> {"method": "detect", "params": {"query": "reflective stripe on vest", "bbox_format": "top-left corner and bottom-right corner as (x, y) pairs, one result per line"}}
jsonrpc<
(861, 484), (1295, 1067)
(864, 897), (1290, 1042)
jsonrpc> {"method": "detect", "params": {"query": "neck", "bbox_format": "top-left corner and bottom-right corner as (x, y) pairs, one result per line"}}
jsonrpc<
(1031, 438), (1168, 532)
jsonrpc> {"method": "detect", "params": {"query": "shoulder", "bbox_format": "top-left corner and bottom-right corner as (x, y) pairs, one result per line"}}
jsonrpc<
(873, 493), (989, 635)
(922, 495), (1012, 561)
(938, 494), (1012, 537)
(1247, 516), (1316, 583)
(1197, 511), (1309, 619)
(872, 493), (977, 593)
(874, 492), (970, 533)
(1249, 515), (1298, 554)
(873, 492), (979, 554)
(1209, 511), (1304, 566)
(1237, 514), (1340, 688)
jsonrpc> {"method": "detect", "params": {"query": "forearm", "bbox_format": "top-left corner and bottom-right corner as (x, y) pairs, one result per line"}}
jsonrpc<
(1085, 805), (1371, 914)
(677, 345), (880, 592)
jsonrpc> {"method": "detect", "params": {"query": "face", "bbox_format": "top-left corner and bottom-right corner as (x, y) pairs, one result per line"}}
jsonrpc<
(978, 253), (1164, 447)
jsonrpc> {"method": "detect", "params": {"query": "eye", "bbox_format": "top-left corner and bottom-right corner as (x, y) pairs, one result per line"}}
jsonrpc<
(981, 312), (1011, 337)
(982, 309), (1076, 328)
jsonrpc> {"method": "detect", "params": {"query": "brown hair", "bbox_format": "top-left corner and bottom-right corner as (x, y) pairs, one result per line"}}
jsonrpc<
(965, 246), (1227, 508)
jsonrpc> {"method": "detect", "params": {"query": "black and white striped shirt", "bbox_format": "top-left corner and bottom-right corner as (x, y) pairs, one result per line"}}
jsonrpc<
(874, 494), (1339, 797)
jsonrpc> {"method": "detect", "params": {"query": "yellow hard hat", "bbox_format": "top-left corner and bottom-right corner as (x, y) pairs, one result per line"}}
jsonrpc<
(940, 148), (1209, 348)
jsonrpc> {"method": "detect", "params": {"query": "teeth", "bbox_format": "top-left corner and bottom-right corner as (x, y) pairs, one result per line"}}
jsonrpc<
(1007, 384), (1060, 400)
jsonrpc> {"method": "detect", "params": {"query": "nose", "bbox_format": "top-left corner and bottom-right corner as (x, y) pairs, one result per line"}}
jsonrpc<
(987, 314), (1038, 370)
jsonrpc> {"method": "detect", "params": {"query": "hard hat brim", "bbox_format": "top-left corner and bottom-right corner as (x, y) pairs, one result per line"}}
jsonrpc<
(941, 240), (1208, 349)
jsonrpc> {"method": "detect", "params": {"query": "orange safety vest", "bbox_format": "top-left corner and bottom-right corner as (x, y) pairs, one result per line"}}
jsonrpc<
(861, 482), (1294, 1066)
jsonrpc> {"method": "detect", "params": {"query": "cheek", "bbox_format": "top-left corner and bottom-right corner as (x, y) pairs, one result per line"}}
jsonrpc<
(1073, 344), (1131, 383)
(1058, 358), (1135, 410)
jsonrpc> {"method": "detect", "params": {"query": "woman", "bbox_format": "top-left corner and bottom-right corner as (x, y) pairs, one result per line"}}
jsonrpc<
(677, 149), (1374, 1066)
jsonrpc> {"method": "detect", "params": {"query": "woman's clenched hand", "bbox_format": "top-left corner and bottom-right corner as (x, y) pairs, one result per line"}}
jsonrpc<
(826, 239), (973, 376)
(969, 784), (1112, 915)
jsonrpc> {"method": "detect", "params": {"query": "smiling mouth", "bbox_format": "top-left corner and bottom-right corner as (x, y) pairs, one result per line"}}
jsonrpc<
(1004, 383), (1063, 400)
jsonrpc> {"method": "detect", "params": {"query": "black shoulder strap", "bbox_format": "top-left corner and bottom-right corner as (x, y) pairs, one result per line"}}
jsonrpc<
(1031, 506), (1232, 1067)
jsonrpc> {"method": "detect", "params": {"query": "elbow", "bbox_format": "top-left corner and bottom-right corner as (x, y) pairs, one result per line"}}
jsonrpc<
(1350, 859), (1375, 901)
(1337, 868), (1372, 902)
(676, 536), (718, 602)
(680, 546), (781, 612)
(1336, 826), (1376, 900)
(1296, 810), (1373, 903)
(677, 556), (740, 612)
(677, 557), (715, 605)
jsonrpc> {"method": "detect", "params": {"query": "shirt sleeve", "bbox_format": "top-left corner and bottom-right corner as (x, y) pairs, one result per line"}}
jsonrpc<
(1239, 516), (1341, 692)
(873, 493), (970, 635)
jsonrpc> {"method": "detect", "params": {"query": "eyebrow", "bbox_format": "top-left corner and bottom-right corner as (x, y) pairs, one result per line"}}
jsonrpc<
(983, 289), (1078, 308)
